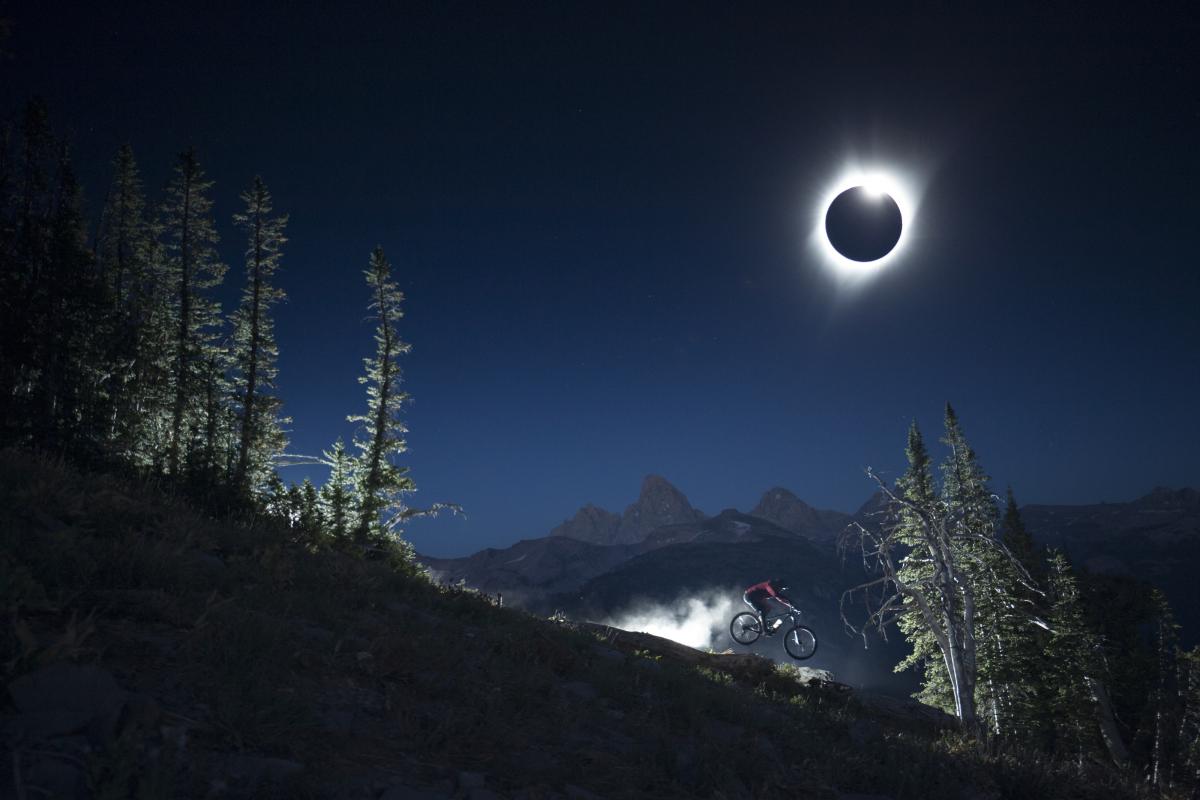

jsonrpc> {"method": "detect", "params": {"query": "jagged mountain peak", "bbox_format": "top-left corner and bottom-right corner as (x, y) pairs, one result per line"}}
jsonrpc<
(551, 474), (704, 546)
(751, 486), (851, 541)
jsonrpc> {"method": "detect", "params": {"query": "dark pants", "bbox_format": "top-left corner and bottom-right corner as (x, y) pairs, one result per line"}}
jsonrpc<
(744, 589), (773, 619)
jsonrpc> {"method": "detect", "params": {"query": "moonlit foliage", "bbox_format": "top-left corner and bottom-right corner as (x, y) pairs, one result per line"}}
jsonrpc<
(811, 163), (921, 281)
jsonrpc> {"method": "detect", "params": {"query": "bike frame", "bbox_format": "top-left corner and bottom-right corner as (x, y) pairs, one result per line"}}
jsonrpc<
(762, 606), (802, 628)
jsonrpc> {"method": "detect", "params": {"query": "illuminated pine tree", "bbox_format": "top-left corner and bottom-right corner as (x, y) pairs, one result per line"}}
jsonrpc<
(95, 144), (166, 461)
(940, 404), (1024, 737)
(161, 148), (226, 476)
(230, 177), (288, 493)
(894, 422), (956, 712)
(298, 478), (324, 544)
(348, 246), (415, 545)
(320, 438), (354, 543)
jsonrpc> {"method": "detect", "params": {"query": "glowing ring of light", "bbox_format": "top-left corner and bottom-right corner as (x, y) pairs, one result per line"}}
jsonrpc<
(813, 167), (916, 277)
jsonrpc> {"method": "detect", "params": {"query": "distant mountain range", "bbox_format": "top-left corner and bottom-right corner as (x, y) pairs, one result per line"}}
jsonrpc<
(421, 475), (859, 607)
(1019, 486), (1200, 645)
(419, 476), (1200, 689)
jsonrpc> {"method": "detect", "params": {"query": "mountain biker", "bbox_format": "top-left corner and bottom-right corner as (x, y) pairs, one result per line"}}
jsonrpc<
(743, 578), (794, 636)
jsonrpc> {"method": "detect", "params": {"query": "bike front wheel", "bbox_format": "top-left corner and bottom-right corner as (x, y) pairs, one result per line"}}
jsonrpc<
(730, 612), (762, 645)
(784, 624), (818, 660)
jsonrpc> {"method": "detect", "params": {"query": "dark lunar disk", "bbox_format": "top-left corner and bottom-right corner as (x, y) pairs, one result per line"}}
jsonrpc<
(824, 186), (903, 262)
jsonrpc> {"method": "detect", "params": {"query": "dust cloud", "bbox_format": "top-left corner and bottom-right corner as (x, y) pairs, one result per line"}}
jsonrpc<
(603, 589), (745, 651)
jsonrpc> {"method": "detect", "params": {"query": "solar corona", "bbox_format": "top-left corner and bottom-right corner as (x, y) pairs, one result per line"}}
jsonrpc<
(814, 168), (915, 276)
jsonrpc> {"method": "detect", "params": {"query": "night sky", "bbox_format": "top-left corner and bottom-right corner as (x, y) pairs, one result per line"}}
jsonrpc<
(5, 3), (1198, 557)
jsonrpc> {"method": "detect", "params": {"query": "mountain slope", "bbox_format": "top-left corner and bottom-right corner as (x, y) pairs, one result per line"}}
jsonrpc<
(1021, 486), (1200, 645)
(422, 535), (639, 605)
(562, 511), (916, 694)
(751, 487), (851, 542)
(0, 449), (1145, 799)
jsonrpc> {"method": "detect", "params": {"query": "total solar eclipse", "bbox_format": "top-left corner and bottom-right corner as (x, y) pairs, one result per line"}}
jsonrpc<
(824, 186), (903, 262)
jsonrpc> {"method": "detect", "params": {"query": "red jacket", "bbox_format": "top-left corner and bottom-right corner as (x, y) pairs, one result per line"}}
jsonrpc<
(745, 580), (779, 598)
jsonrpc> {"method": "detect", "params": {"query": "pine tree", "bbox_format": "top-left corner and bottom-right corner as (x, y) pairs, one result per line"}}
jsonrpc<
(992, 488), (1052, 743)
(348, 246), (415, 544)
(96, 144), (153, 308)
(161, 148), (225, 477)
(1043, 551), (1110, 764)
(320, 438), (354, 543)
(941, 404), (1019, 737)
(298, 478), (325, 544)
(95, 144), (164, 461)
(847, 412), (989, 731)
(189, 350), (235, 489)
(894, 422), (956, 712)
(1001, 488), (1043, 584)
(264, 472), (290, 521)
(230, 176), (288, 493)
(1177, 646), (1200, 791)
(0, 99), (57, 444)
(39, 147), (111, 450)
(1147, 590), (1181, 790)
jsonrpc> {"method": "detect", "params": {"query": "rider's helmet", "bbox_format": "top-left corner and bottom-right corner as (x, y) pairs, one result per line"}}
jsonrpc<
(770, 577), (788, 592)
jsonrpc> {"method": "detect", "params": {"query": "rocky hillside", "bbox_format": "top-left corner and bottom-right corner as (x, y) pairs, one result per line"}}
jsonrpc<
(0, 450), (1148, 799)
(422, 536), (640, 607)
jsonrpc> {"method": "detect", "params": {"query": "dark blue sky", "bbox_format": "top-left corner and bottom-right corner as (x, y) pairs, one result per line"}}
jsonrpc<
(6, 3), (1198, 556)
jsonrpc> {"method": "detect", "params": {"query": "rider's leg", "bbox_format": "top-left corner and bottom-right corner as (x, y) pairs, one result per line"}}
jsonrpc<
(744, 592), (767, 633)
(765, 599), (785, 633)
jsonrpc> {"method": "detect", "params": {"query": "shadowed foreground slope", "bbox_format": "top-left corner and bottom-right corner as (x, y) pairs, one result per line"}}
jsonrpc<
(0, 451), (1154, 799)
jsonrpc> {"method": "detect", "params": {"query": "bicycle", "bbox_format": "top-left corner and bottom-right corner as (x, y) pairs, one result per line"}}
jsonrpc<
(729, 603), (818, 660)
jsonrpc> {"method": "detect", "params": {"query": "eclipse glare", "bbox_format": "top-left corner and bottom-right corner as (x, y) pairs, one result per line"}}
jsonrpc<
(824, 186), (903, 263)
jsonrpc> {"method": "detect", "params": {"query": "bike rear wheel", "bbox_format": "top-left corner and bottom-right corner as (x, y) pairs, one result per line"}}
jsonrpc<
(784, 624), (818, 660)
(730, 612), (762, 645)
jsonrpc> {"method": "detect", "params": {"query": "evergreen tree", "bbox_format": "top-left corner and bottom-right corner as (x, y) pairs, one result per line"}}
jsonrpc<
(1177, 646), (1200, 791)
(991, 488), (1052, 743)
(95, 144), (165, 461)
(0, 99), (57, 444)
(37, 147), (110, 450)
(348, 246), (415, 544)
(96, 144), (152, 308)
(941, 404), (1021, 737)
(1001, 487), (1043, 583)
(1147, 590), (1181, 790)
(189, 349), (235, 489)
(160, 148), (225, 476)
(1043, 551), (1108, 764)
(264, 472), (290, 521)
(230, 176), (288, 493)
(847, 411), (991, 731)
(320, 438), (354, 543)
(894, 422), (956, 712)
(298, 478), (324, 543)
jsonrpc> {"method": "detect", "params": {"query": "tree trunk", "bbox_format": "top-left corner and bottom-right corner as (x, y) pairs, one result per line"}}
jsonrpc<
(168, 163), (193, 476)
(1086, 676), (1130, 766)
